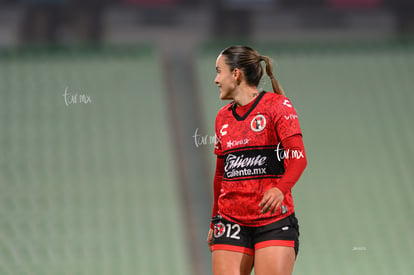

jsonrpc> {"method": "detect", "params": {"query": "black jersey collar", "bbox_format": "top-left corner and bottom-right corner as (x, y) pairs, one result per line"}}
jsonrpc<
(231, 91), (266, 121)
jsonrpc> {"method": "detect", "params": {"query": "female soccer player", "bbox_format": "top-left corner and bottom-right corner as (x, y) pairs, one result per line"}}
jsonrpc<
(206, 46), (307, 275)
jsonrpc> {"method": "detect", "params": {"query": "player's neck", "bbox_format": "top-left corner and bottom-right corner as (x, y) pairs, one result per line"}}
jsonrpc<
(234, 86), (260, 107)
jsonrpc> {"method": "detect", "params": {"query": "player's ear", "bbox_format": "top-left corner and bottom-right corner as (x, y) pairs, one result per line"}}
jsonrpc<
(233, 68), (242, 84)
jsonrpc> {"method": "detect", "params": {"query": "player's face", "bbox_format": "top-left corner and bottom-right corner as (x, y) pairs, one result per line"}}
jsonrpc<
(214, 54), (237, 100)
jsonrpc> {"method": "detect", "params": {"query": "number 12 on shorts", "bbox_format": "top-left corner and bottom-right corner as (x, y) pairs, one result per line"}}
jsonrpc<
(214, 222), (241, 240)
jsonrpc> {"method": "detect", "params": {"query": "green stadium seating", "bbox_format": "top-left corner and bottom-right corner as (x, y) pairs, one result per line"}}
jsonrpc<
(0, 47), (191, 275)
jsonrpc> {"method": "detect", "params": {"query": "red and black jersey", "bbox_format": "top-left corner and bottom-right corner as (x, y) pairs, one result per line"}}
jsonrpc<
(214, 91), (303, 227)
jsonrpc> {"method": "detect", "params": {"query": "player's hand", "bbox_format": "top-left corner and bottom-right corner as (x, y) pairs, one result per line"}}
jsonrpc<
(207, 228), (213, 252)
(258, 187), (284, 214)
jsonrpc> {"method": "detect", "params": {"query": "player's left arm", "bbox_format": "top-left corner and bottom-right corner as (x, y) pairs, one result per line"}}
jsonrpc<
(259, 134), (307, 214)
(273, 134), (307, 194)
(259, 97), (307, 214)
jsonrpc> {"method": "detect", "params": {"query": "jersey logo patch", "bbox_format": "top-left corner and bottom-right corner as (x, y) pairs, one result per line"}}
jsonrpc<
(220, 124), (229, 136)
(283, 99), (292, 108)
(214, 222), (225, 238)
(251, 114), (266, 132)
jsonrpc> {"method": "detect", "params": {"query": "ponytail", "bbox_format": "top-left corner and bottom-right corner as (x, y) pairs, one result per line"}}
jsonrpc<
(260, 55), (286, 96)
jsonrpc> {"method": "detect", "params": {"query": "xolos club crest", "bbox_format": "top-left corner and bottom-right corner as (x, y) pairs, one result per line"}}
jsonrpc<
(251, 114), (266, 132)
(214, 222), (225, 238)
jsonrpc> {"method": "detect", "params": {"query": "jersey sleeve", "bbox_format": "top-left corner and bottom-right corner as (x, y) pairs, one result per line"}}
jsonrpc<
(273, 134), (307, 195)
(275, 97), (302, 141)
(210, 156), (224, 229)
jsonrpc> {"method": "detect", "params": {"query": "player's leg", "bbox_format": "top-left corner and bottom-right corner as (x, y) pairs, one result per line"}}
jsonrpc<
(212, 250), (253, 275)
(211, 215), (255, 275)
(252, 213), (300, 275)
(254, 246), (295, 275)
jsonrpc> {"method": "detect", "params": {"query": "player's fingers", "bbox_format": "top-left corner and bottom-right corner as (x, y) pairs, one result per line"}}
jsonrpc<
(207, 230), (212, 241)
(259, 194), (273, 211)
(261, 197), (276, 213)
(258, 194), (270, 208)
(267, 199), (279, 214)
(271, 201), (281, 214)
(207, 230), (213, 252)
(208, 240), (213, 252)
(275, 200), (282, 209)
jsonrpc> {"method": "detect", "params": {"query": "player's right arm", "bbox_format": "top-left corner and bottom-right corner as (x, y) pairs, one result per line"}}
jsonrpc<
(208, 113), (226, 251)
(207, 156), (224, 251)
(211, 156), (224, 224)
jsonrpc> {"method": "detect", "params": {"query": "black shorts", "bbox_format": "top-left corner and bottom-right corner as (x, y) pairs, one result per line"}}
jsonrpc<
(211, 213), (299, 257)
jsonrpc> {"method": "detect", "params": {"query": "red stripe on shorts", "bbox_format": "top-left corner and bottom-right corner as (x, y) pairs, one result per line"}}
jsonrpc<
(255, 240), (295, 250)
(212, 244), (254, 256)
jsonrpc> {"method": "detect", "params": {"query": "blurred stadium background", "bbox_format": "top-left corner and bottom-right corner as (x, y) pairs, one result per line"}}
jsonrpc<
(0, 0), (413, 274)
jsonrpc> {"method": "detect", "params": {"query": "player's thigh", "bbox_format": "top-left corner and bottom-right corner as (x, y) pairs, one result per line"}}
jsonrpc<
(254, 246), (296, 275)
(212, 250), (254, 275)
(211, 215), (254, 274)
